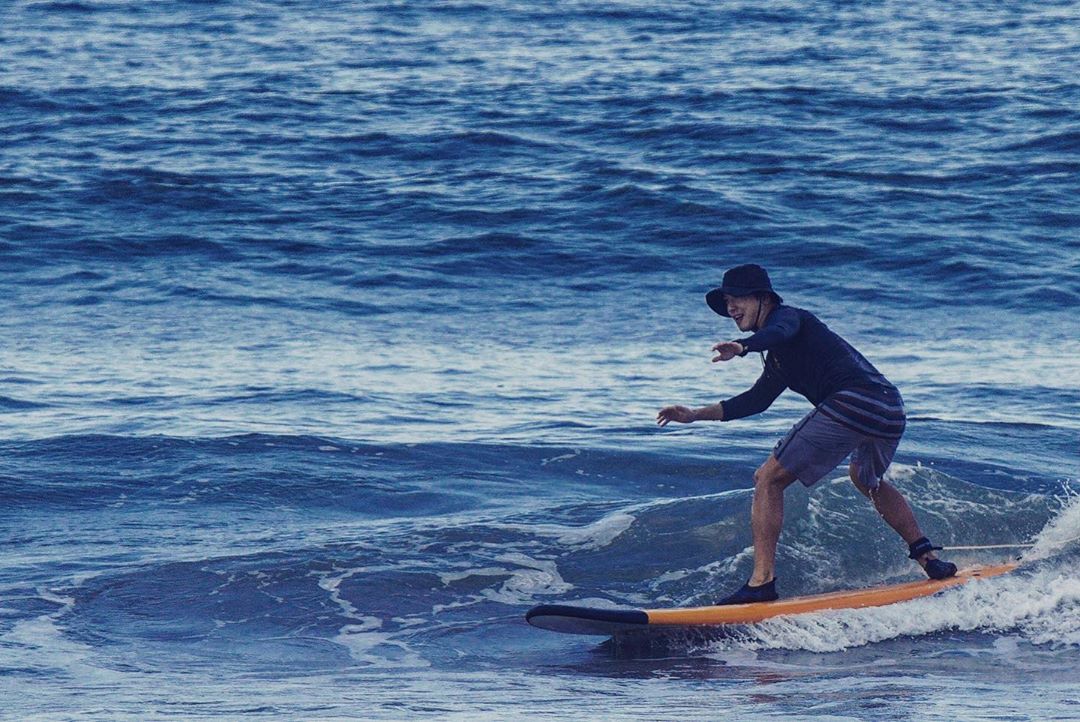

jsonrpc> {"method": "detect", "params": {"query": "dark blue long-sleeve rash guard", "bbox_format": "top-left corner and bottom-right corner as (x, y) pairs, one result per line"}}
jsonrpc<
(720, 305), (895, 422)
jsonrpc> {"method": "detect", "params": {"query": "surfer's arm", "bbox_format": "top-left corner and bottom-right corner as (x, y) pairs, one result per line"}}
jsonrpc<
(736, 306), (801, 353)
(658, 366), (785, 426)
(657, 402), (724, 425)
(719, 366), (786, 421)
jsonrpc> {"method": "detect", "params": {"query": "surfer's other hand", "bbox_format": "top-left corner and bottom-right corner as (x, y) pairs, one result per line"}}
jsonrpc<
(711, 341), (743, 362)
(657, 405), (696, 426)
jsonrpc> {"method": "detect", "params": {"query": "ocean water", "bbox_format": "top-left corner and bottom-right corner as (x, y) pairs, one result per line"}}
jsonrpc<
(2, 0), (1079, 719)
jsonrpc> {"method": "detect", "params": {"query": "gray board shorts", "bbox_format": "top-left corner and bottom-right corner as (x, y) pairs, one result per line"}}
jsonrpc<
(772, 387), (906, 490)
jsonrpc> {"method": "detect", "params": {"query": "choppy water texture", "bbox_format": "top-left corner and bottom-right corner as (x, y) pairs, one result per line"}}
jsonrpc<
(2, 1), (1079, 720)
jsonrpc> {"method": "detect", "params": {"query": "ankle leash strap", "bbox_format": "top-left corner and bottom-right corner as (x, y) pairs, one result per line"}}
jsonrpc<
(908, 536), (942, 560)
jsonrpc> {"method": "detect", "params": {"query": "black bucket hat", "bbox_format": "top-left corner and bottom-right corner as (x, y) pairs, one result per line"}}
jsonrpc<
(705, 264), (783, 317)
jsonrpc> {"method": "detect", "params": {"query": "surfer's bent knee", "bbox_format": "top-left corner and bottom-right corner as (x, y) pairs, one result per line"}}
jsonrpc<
(848, 462), (879, 498)
(754, 455), (797, 490)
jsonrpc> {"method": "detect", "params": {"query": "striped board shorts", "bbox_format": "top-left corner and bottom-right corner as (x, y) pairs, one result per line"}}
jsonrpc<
(772, 385), (906, 490)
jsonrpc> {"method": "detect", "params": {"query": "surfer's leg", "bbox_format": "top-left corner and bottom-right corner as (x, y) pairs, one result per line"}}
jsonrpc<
(849, 469), (922, 544)
(849, 465), (957, 579)
(719, 409), (848, 604)
(749, 455), (799, 586)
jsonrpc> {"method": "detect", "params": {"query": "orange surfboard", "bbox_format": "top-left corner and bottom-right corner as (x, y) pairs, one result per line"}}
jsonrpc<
(526, 562), (1018, 636)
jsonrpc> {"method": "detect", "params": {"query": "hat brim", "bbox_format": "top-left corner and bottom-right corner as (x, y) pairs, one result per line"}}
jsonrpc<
(706, 287), (783, 317)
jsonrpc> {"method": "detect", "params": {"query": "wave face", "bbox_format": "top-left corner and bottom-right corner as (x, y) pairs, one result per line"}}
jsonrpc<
(1, 0), (1077, 719)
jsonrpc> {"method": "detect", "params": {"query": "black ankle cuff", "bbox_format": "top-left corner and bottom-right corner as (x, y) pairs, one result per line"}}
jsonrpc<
(908, 536), (942, 560)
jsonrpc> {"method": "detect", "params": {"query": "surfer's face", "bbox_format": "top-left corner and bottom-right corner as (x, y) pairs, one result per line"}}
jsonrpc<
(724, 294), (761, 332)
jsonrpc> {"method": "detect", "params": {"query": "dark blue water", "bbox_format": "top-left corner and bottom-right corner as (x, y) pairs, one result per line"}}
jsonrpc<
(2, 1), (1078, 719)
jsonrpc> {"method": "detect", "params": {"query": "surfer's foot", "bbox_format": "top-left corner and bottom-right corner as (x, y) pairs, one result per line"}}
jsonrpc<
(908, 536), (957, 580)
(717, 578), (779, 605)
(922, 558), (958, 580)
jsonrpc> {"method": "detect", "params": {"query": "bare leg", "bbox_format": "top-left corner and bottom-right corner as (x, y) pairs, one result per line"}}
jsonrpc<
(849, 463), (939, 567)
(749, 455), (799, 585)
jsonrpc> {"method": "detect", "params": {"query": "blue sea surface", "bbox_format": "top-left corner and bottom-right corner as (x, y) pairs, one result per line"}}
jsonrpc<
(2, 0), (1078, 719)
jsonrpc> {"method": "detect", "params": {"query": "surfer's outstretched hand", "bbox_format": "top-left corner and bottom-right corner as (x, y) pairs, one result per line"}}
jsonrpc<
(711, 341), (743, 362)
(657, 405), (696, 426)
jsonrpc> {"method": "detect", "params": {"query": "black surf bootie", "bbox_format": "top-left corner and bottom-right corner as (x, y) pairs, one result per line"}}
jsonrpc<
(717, 578), (779, 605)
(908, 537), (958, 580)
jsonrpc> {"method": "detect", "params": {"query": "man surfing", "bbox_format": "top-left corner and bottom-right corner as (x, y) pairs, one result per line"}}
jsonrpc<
(657, 264), (957, 605)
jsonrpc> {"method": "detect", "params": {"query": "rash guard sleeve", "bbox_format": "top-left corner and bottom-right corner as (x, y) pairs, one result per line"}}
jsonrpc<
(720, 363), (787, 421)
(738, 306), (801, 353)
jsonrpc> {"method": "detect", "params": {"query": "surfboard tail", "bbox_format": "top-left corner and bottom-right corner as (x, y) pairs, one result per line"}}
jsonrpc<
(525, 604), (648, 635)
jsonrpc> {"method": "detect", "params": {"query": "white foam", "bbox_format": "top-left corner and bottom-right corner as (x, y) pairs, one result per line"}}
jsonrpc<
(438, 566), (514, 586)
(1025, 494), (1080, 561)
(653, 549), (754, 588)
(511, 489), (751, 553)
(705, 562), (1080, 654)
(540, 449), (581, 466)
(487, 553), (574, 603)
(433, 553), (575, 611)
(330, 620), (431, 668)
(496, 509), (636, 550)
(0, 589), (126, 683)
(318, 567), (430, 668)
